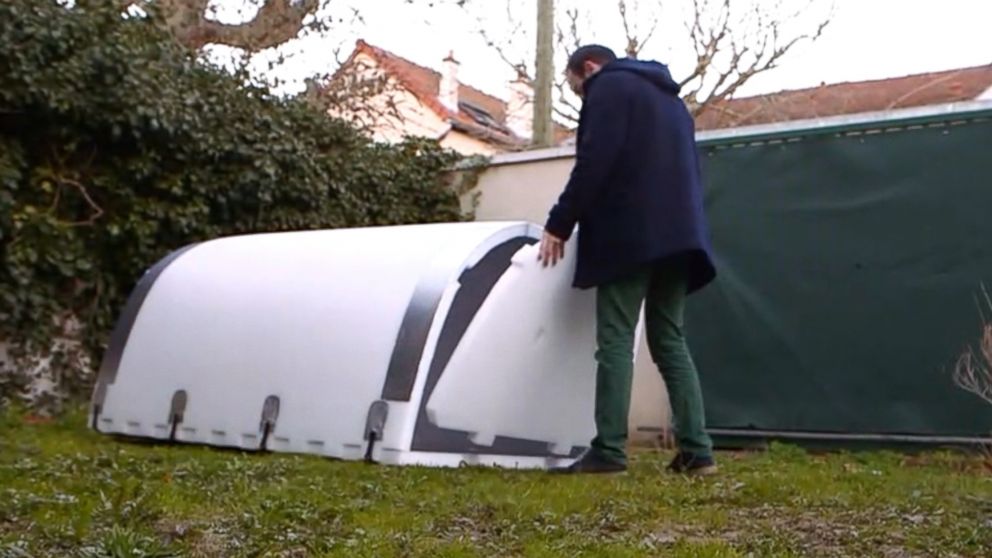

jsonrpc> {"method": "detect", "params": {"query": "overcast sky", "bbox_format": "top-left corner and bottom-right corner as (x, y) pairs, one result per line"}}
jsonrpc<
(208, 0), (991, 100)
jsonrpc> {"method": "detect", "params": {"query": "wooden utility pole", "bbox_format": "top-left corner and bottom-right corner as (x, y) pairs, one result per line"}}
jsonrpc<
(532, 0), (554, 147)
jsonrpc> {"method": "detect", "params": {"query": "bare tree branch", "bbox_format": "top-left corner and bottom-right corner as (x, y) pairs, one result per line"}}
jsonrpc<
(551, 6), (583, 124)
(166, 0), (320, 51)
(458, 0), (584, 125)
(618, 0), (636, 58)
(617, 0), (659, 58)
(553, 75), (581, 123)
(960, 348), (992, 406)
(680, 0), (731, 107)
(886, 69), (968, 110)
(955, 284), (992, 407)
(637, 20), (660, 59)
(478, 24), (532, 84)
(682, 0), (832, 118)
(458, 0), (533, 84)
(556, 6), (582, 58)
(456, 0), (832, 136)
(54, 177), (105, 227)
(38, 147), (106, 227)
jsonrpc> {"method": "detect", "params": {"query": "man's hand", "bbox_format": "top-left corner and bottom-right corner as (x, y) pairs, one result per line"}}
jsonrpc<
(538, 231), (565, 267)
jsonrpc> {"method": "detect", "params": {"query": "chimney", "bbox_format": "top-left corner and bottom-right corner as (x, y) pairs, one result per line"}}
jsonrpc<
(506, 73), (534, 139)
(440, 51), (460, 112)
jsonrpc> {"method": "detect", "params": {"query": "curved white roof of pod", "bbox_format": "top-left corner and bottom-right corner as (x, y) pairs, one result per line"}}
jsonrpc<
(90, 221), (600, 469)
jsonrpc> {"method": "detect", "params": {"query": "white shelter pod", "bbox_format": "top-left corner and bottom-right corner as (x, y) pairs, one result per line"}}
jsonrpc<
(90, 222), (599, 469)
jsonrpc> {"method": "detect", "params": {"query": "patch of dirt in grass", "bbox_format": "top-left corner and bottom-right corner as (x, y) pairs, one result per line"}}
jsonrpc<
(639, 524), (717, 548)
(901, 452), (992, 475)
(719, 502), (992, 557)
(153, 518), (235, 557)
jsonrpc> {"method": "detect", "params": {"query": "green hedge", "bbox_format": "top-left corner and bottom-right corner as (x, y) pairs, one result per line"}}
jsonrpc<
(0, 1), (467, 409)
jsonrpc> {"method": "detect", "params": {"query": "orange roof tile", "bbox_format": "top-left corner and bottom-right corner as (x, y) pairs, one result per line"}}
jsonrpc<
(695, 64), (992, 130)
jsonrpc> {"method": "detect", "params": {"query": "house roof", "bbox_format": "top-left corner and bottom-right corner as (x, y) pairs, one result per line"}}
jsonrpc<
(344, 40), (522, 147)
(335, 40), (572, 148)
(695, 64), (992, 130)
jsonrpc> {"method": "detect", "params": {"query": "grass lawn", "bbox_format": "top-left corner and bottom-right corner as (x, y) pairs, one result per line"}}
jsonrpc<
(1, 408), (990, 557)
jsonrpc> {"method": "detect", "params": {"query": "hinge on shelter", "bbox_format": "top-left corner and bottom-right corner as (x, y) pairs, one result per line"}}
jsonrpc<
(363, 400), (389, 463)
(90, 404), (102, 432)
(168, 390), (188, 442)
(259, 395), (280, 451)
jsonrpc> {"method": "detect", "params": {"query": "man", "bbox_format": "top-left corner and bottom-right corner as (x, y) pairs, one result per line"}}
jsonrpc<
(539, 45), (717, 475)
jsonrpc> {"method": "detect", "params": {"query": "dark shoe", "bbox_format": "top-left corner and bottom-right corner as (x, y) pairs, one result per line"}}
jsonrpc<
(549, 450), (627, 475)
(666, 452), (718, 476)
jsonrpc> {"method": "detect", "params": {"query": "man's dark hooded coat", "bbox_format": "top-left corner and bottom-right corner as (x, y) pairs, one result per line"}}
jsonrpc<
(545, 58), (716, 292)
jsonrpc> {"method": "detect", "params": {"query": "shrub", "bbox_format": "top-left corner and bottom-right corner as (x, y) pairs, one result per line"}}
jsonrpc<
(0, 1), (466, 412)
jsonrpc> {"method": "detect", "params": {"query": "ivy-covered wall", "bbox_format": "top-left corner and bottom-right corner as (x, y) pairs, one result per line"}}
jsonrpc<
(0, 1), (468, 411)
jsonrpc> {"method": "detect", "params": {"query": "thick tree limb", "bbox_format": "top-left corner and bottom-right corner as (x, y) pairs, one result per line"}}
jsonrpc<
(165, 0), (319, 51)
(97, 0), (321, 51)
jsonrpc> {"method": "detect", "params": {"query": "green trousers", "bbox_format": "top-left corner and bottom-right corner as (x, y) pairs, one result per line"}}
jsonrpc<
(591, 256), (713, 464)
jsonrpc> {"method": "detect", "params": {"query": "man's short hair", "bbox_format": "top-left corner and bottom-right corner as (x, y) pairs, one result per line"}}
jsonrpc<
(567, 45), (618, 75)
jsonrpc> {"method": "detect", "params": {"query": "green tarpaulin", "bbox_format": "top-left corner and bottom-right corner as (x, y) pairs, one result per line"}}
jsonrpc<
(691, 105), (992, 443)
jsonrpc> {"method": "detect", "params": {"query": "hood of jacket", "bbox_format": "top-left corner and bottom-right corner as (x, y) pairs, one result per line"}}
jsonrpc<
(588, 58), (681, 96)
